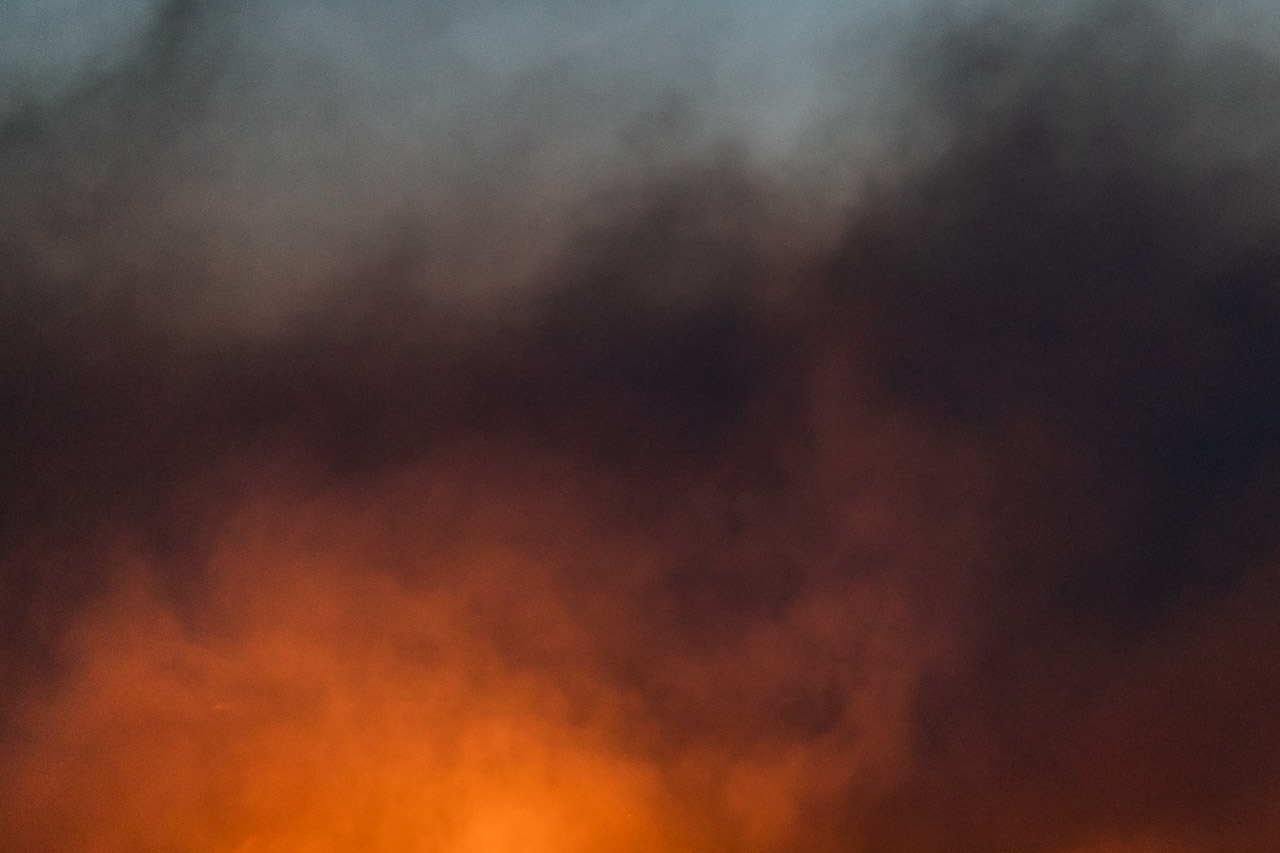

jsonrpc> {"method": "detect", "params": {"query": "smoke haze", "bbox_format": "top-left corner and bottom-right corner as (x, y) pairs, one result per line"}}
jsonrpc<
(2, 1), (1280, 851)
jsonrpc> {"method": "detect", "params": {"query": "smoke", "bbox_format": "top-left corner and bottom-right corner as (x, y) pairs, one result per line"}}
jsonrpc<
(3, 0), (1280, 851)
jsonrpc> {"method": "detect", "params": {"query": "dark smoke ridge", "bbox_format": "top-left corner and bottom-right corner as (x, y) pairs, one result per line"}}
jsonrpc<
(825, 0), (1280, 617)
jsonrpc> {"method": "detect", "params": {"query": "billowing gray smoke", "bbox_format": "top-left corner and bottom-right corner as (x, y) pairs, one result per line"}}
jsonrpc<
(2, 2), (1279, 852)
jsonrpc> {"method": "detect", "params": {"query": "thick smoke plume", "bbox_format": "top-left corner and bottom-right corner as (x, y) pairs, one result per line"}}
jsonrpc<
(2, 1), (1280, 851)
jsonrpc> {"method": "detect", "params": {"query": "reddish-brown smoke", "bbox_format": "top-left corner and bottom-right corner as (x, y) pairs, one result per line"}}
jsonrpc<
(3, 2), (1280, 852)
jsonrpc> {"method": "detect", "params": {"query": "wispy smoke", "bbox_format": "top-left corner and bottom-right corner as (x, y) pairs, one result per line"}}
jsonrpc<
(2, 1), (1279, 851)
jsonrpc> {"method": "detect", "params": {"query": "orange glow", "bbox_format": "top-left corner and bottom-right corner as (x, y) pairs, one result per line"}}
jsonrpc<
(0, 440), (938, 852)
(3, 379), (1276, 852)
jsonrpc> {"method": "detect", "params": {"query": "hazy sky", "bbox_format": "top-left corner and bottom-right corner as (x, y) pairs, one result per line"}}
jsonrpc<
(3, 2), (1280, 852)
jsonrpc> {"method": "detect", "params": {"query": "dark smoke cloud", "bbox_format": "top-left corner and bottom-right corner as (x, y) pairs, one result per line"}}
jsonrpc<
(3, 1), (1280, 851)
